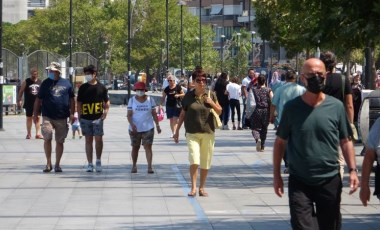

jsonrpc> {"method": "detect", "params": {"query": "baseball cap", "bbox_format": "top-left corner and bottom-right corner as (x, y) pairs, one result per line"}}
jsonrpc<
(134, 81), (147, 91)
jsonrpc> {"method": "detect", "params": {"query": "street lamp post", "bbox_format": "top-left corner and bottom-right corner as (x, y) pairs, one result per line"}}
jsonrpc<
(220, 35), (225, 72)
(251, 31), (256, 67)
(127, 0), (131, 100)
(177, 1), (187, 78)
(236, 32), (241, 76)
(69, 0), (73, 86)
(199, 0), (202, 67)
(103, 41), (109, 84)
(0, 0), (4, 130)
(160, 39), (165, 84)
(166, 0), (169, 71)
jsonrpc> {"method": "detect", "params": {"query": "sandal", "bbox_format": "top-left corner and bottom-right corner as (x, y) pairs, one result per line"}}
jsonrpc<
(42, 165), (52, 173)
(35, 134), (43, 139)
(147, 168), (154, 174)
(26, 134), (31, 139)
(54, 166), (63, 173)
(199, 189), (209, 197)
(187, 191), (197, 197)
(131, 167), (137, 173)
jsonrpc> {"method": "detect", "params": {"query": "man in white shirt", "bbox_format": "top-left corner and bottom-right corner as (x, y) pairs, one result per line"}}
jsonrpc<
(241, 69), (256, 129)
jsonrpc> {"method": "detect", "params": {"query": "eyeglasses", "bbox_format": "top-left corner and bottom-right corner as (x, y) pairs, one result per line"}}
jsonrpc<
(195, 78), (206, 83)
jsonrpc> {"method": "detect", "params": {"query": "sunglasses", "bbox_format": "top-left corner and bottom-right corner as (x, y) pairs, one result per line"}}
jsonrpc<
(195, 78), (206, 83)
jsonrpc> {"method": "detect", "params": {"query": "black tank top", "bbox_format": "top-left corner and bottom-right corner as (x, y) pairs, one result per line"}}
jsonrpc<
(23, 78), (41, 108)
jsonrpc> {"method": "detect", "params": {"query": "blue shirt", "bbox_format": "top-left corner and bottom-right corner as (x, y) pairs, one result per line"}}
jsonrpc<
(38, 78), (74, 119)
(367, 117), (380, 162)
(272, 82), (306, 123)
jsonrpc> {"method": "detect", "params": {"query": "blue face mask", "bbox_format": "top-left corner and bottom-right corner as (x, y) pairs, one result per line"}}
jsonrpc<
(48, 72), (55, 80)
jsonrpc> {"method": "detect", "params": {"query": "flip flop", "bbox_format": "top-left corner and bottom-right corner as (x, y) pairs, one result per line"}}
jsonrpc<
(42, 165), (52, 173)
(187, 191), (197, 197)
(54, 166), (63, 173)
(26, 135), (31, 139)
(131, 167), (137, 173)
(147, 168), (154, 174)
(199, 189), (209, 197)
(35, 134), (43, 139)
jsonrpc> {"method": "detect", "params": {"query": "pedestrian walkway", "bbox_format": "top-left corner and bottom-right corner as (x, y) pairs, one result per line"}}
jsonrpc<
(0, 106), (379, 229)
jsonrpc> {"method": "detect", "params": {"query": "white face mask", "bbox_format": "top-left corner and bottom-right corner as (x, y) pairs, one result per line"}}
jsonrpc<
(85, 74), (93, 82)
(136, 90), (145, 96)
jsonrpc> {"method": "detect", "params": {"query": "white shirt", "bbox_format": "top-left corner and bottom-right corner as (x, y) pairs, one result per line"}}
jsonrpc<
(226, 82), (241, 100)
(127, 96), (156, 132)
(241, 76), (251, 88)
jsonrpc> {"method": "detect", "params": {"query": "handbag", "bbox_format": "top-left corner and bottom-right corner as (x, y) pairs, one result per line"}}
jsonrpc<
(157, 107), (164, 122)
(208, 90), (222, 129)
(245, 88), (257, 119)
(176, 97), (182, 109)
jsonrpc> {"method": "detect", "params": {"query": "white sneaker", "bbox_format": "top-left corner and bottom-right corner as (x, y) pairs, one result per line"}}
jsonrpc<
(86, 163), (94, 172)
(223, 125), (230, 130)
(95, 160), (102, 172)
(256, 139), (262, 152)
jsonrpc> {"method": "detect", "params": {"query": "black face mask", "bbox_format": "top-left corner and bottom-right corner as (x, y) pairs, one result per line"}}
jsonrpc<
(305, 75), (325, 94)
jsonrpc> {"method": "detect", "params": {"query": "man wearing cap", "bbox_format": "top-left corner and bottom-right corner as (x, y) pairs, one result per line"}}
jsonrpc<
(273, 58), (359, 229)
(77, 65), (110, 173)
(33, 62), (75, 173)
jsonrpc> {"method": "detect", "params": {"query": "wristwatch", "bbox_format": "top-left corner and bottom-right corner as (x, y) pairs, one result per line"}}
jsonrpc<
(349, 168), (359, 173)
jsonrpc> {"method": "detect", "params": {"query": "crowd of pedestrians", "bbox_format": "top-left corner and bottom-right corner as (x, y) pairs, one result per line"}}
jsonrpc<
(16, 57), (380, 230)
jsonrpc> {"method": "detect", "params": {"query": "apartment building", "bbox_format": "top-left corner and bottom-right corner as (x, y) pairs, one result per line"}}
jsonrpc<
(2, 0), (49, 24)
(186, 0), (286, 68)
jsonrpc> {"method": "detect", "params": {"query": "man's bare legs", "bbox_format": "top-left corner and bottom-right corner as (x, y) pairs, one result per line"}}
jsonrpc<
(44, 140), (52, 168)
(85, 136), (94, 163)
(27, 115), (41, 138)
(95, 136), (103, 160)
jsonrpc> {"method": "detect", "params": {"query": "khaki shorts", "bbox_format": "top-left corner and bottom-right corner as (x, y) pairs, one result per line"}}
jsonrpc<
(41, 117), (69, 143)
(186, 132), (215, 169)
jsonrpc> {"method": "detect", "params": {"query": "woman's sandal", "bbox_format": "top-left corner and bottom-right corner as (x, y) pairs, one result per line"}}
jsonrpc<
(199, 189), (209, 197)
(43, 165), (52, 173)
(187, 191), (197, 197)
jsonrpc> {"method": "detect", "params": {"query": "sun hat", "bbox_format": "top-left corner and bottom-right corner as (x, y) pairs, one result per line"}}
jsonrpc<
(45, 62), (61, 73)
(134, 81), (147, 91)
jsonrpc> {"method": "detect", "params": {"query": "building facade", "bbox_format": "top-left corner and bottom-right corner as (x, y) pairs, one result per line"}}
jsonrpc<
(186, 0), (286, 68)
(2, 0), (49, 24)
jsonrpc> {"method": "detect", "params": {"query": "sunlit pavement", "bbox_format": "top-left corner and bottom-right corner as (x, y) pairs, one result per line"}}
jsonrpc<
(0, 105), (378, 230)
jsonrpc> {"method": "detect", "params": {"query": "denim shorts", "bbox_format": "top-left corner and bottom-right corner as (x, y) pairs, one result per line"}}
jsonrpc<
(129, 128), (155, 146)
(166, 106), (181, 119)
(80, 118), (104, 136)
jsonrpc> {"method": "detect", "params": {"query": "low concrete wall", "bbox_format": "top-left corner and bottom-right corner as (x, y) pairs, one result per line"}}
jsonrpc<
(108, 90), (161, 105)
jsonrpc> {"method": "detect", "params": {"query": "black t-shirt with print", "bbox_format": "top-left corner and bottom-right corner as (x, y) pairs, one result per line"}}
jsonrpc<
(164, 84), (182, 107)
(77, 82), (109, 120)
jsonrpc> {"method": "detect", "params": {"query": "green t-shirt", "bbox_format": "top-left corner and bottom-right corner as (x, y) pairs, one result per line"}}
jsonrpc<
(276, 95), (352, 185)
(182, 90), (218, 134)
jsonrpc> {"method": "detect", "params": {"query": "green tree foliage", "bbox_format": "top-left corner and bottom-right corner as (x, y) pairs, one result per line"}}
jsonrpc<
(253, 0), (380, 87)
(3, 0), (217, 76)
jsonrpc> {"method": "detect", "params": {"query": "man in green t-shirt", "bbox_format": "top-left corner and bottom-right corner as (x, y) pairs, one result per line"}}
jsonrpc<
(273, 58), (359, 230)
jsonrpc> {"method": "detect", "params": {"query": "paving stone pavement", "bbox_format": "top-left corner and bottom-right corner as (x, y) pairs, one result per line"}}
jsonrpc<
(0, 104), (379, 230)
